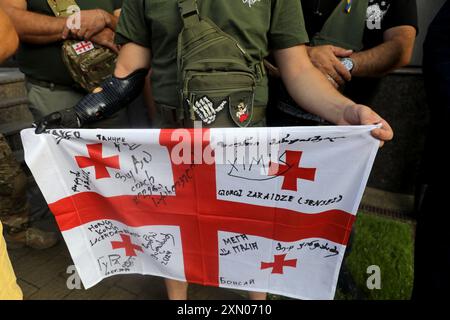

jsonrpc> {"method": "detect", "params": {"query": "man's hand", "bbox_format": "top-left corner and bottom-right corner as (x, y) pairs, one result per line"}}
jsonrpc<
(35, 43), (151, 134)
(33, 108), (81, 134)
(62, 9), (112, 40)
(307, 45), (353, 87)
(90, 28), (118, 53)
(274, 45), (394, 148)
(337, 104), (394, 147)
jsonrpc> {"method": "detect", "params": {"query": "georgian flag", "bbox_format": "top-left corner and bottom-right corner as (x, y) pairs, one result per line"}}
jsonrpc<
(72, 41), (95, 55)
(21, 125), (379, 300)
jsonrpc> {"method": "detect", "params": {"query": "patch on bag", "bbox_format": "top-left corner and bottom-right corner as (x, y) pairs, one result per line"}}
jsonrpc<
(229, 92), (253, 127)
(72, 41), (95, 55)
(192, 96), (228, 125)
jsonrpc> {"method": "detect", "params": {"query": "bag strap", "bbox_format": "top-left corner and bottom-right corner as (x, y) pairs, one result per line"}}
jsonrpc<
(47, 0), (79, 18)
(310, 0), (369, 51)
(176, 0), (265, 78)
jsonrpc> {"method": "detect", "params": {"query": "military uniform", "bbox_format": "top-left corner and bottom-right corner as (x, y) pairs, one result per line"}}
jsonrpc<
(0, 134), (58, 249)
(115, 0), (309, 128)
(0, 134), (29, 233)
(17, 0), (128, 128)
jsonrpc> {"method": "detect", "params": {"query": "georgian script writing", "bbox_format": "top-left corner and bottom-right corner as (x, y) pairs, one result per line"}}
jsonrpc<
(217, 134), (346, 148)
(70, 169), (91, 193)
(150, 164), (194, 208)
(142, 232), (175, 266)
(43, 129), (81, 145)
(276, 240), (339, 258)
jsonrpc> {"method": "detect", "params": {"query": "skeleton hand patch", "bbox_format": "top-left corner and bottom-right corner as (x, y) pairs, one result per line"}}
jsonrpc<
(193, 96), (227, 124)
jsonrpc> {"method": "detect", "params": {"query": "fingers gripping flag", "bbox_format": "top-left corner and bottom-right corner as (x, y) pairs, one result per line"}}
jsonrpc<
(21, 126), (379, 300)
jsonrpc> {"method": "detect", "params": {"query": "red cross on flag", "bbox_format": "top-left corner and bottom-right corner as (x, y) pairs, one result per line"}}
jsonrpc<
(72, 41), (95, 55)
(75, 143), (120, 179)
(21, 125), (379, 300)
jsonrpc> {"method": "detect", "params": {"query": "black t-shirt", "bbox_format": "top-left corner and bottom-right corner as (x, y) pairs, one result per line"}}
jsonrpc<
(301, 0), (419, 50)
(299, 0), (418, 106)
(270, 0), (419, 123)
(17, 0), (122, 86)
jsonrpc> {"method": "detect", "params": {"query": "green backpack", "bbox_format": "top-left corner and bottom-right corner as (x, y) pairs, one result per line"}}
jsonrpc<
(176, 0), (264, 127)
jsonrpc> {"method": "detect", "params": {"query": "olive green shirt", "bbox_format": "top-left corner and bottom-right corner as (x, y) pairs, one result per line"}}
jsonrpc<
(17, 0), (122, 86)
(115, 0), (309, 108)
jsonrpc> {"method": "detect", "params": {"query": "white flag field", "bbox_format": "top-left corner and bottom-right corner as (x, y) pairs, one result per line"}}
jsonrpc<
(21, 125), (380, 300)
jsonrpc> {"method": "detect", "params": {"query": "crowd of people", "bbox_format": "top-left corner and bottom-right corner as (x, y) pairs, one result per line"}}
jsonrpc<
(0, 0), (447, 300)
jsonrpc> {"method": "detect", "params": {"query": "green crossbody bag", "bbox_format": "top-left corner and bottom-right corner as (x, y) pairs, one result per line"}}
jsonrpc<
(176, 0), (265, 127)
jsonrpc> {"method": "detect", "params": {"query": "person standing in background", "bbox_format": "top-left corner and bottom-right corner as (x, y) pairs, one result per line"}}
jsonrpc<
(0, 7), (23, 300)
(412, 0), (450, 300)
(268, 0), (418, 126)
(0, 0), (128, 128)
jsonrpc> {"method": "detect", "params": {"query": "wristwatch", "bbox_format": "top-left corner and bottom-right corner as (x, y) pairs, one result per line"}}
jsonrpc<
(340, 58), (355, 73)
